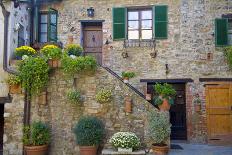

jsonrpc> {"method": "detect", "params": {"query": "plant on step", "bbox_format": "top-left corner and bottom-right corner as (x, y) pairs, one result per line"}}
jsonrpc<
(23, 121), (51, 146)
(15, 46), (37, 58)
(74, 116), (105, 146)
(65, 44), (83, 56)
(40, 44), (62, 60)
(224, 46), (232, 69)
(109, 132), (140, 150)
(7, 74), (21, 86)
(67, 89), (82, 105)
(153, 83), (176, 111)
(61, 54), (97, 76)
(121, 71), (136, 79)
(95, 88), (112, 103)
(148, 110), (171, 147)
(18, 57), (49, 96)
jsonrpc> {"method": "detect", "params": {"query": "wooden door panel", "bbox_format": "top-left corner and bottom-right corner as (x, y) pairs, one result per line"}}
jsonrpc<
(206, 83), (232, 138)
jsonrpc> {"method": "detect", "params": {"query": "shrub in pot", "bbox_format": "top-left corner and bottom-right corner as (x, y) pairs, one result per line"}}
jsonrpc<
(148, 110), (171, 155)
(15, 46), (37, 59)
(40, 45), (62, 68)
(109, 132), (140, 153)
(65, 44), (83, 57)
(153, 83), (176, 111)
(7, 74), (21, 94)
(95, 89), (112, 103)
(121, 72), (135, 83)
(74, 116), (105, 155)
(23, 121), (51, 155)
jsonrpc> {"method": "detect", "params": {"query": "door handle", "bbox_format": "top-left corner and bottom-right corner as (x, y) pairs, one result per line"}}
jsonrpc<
(92, 35), (95, 42)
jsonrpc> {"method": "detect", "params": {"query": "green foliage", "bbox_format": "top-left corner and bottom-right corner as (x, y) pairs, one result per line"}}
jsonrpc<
(67, 90), (82, 104)
(65, 44), (83, 56)
(7, 74), (21, 85)
(15, 46), (37, 58)
(224, 46), (232, 69)
(121, 72), (135, 79)
(153, 96), (163, 106)
(74, 116), (105, 146)
(109, 132), (140, 150)
(154, 83), (176, 98)
(40, 44), (62, 60)
(148, 110), (171, 145)
(23, 121), (51, 146)
(18, 57), (49, 96)
(61, 55), (97, 76)
(95, 89), (112, 103)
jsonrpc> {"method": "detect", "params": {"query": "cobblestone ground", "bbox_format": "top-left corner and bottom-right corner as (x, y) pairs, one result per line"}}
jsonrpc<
(168, 143), (232, 155)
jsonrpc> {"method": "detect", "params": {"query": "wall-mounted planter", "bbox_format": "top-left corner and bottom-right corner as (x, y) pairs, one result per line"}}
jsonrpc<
(125, 96), (132, 113)
(158, 99), (170, 111)
(123, 77), (129, 83)
(38, 91), (47, 105)
(9, 84), (22, 94)
(48, 59), (61, 68)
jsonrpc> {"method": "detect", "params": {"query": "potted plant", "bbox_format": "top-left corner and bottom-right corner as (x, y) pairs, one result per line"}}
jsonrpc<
(7, 74), (21, 94)
(125, 95), (132, 113)
(148, 110), (171, 155)
(109, 132), (140, 153)
(40, 45), (62, 68)
(67, 89), (82, 105)
(193, 94), (201, 113)
(65, 44), (83, 57)
(23, 121), (51, 155)
(74, 116), (105, 155)
(95, 89), (112, 103)
(121, 72), (135, 83)
(153, 83), (176, 111)
(224, 46), (232, 69)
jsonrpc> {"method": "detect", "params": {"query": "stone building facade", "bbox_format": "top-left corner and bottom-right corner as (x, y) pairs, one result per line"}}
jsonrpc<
(1, 0), (232, 154)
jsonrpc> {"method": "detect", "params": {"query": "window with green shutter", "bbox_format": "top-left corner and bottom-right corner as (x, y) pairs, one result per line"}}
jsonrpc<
(215, 18), (228, 46)
(48, 8), (58, 42)
(154, 5), (168, 39)
(113, 7), (126, 40)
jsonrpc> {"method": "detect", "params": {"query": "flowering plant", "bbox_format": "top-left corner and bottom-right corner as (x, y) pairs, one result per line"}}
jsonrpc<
(109, 132), (140, 150)
(95, 89), (112, 103)
(65, 44), (83, 56)
(40, 45), (62, 59)
(15, 46), (37, 58)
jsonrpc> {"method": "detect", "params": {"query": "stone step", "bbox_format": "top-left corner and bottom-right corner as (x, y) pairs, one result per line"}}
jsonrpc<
(102, 149), (146, 155)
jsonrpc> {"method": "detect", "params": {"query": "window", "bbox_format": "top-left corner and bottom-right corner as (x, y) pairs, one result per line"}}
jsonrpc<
(38, 9), (58, 43)
(128, 9), (152, 40)
(18, 24), (25, 47)
(228, 19), (232, 45)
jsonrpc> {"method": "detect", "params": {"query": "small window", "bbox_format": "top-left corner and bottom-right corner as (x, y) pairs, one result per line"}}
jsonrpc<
(127, 9), (152, 40)
(18, 24), (25, 47)
(39, 13), (48, 43)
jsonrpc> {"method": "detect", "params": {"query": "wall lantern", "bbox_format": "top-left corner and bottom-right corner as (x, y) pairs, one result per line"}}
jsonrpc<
(87, 7), (94, 17)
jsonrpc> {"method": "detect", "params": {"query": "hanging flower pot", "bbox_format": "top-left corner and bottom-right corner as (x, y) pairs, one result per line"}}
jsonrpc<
(121, 72), (135, 84)
(158, 98), (171, 111)
(125, 96), (132, 113)
(7, 74), (22, 94)
(9, 84), (22, 94)
(48, 59), (61, 68)
(38, 91), (47, 105)
(123, 77), (129, 83)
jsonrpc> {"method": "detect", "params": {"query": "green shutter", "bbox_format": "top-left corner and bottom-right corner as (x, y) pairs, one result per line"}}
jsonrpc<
(215, 18), (228, 46)
(48, 8), (58, 42)
(153, 5), (168, 39)
(113, 7), (126, 40)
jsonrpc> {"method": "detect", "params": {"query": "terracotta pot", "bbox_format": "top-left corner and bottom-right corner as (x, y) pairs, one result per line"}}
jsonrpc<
(39, 92), (47, 105)
(9, 84), (21, 94)
(123, 77), (129, 83)
(48, 59), (60, 68)
(194, 104), (201, 112)
(24, 145), (48, 155)
(151, 144), (169, 155)
(125, 96), (132, 113)
(79, 146), (98, 155)
(146, 93), (152, 101)
(158, 99), (170, 111)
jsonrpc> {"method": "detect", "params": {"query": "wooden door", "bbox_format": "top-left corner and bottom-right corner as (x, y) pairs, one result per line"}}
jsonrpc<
(206, 83), (232, 142)
(83, 26), (102, 65)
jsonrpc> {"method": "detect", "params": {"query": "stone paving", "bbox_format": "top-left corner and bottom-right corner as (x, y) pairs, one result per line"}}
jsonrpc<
(169, 143), (232, 155)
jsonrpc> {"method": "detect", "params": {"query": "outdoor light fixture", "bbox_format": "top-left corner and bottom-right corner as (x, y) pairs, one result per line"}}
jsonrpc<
(87, 7), (94, 17)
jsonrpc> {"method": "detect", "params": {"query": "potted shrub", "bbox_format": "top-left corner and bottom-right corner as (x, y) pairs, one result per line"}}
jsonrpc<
(74, 116), (105, 155)
(109, 132), (140, 153)
(67, 89), (82, 105)
(15, 46), (37, 59)
(95, 89), (112, 103)
(153, 83), (176, 111)
(121, 72), (135, 83)
(23, 121), (51, 155)
(148, 110), (171, 155)
(40, 45), (62, 68)
(125, 95), (132, 113)
(18, 57), (49, 96)
(65, 44), (83, 57)
(224, 46), (232, 69)
(7, 74), (21, 94)
(193, 95), (201, 113)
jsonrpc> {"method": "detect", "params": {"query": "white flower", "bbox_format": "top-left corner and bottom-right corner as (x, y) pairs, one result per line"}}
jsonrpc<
(22, 55), (29, 60)
(70, 55), (77, 59)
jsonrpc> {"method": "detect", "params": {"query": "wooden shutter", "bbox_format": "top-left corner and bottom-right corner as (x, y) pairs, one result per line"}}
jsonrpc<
(215, 18), (228, 46)
(48, 8), (58, 42)
(113, 7), (126, 40)
(153, 5), (168, 39)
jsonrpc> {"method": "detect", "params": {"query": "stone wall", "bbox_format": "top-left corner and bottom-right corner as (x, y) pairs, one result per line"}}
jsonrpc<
(30, 68), (155, 155)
